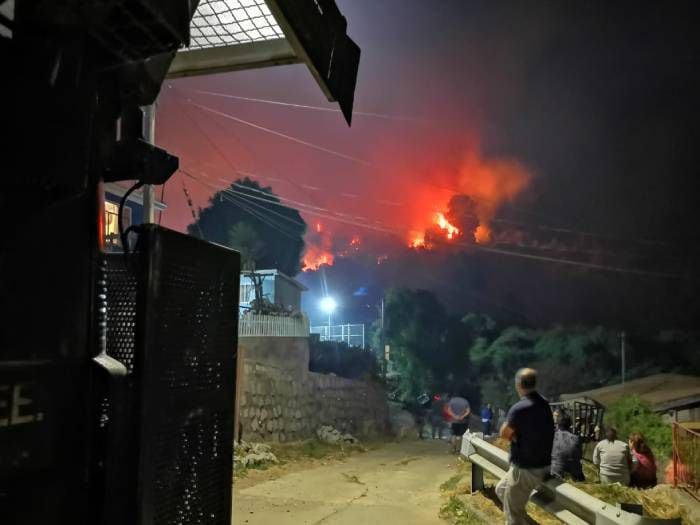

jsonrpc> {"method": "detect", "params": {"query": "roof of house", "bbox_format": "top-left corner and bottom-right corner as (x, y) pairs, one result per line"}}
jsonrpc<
(240, 269), (307, 291)
(560, 373), (700, 411)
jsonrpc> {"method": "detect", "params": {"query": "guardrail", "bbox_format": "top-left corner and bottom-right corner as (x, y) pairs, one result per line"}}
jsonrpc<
(461, 432), (680, 525)
(238, 313), (309, 338)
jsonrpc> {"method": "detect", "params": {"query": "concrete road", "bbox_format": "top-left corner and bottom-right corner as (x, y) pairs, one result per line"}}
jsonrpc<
(233, 440), (456, 525)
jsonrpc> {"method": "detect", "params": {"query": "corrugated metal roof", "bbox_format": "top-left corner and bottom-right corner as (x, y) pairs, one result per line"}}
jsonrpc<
(560, 373), (700, 409)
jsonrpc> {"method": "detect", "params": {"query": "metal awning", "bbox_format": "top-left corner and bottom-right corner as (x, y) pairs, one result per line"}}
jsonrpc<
(168, 0), (360, 125)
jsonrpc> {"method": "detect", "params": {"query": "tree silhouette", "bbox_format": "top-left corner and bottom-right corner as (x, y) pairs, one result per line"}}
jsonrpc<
(188, 177), (307, 275)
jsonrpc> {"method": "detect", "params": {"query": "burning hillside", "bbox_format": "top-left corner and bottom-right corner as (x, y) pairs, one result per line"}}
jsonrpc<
(302, 223), (334, 271)
(409, 151), (531, 250)
(301, 147), (532, 269)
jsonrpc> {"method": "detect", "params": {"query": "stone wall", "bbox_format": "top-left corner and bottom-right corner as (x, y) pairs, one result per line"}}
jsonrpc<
(236, 337), (389, 443)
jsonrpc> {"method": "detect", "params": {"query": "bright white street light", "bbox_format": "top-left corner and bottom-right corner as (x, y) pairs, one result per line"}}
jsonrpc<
(320, 297), (337, 341)
(320, 296), (337, 313)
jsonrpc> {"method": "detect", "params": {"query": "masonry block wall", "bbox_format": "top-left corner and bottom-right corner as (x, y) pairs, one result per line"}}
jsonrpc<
(236, 337), (389, 443)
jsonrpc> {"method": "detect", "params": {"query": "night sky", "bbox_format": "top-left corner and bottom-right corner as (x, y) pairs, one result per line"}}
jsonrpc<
(158, 1), (700, 327)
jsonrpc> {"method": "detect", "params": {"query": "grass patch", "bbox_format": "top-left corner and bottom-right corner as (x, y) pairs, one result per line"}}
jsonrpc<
(439, 496), (488, 525)
(234, 461), (272, 478)
(270, 439), (368, 463)
(233, 438), (371, 479)
(573, 482), (691, 523)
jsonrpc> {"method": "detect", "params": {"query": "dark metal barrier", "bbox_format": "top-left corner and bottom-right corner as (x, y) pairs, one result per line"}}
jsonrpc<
(104, 225), (239, 524)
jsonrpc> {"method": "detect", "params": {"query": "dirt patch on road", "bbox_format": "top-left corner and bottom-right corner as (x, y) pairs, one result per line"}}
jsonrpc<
(234, 439), (381, 490)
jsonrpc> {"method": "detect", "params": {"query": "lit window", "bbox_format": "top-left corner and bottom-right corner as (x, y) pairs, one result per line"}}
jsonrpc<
(105, 201), (131, 250)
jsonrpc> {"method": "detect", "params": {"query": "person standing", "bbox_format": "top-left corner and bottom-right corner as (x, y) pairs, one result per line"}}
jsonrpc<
(593, 427), (632, 485)
(629, 432), (657, 488)
(481, 403), (494, 436)
(430, 393), (448, 440)
(446, 395), (471, 454)
(496, 368), (554, 525)
(551, 413), (585, 481)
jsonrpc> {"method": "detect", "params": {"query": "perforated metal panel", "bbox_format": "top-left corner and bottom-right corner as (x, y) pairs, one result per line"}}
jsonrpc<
(103, 227), (239, 525)
(106, 256), (138, 374)
(135, 226), (239, 525)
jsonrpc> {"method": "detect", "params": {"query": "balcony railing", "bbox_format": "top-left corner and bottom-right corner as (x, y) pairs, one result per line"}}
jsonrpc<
(238, 313), (309, 338)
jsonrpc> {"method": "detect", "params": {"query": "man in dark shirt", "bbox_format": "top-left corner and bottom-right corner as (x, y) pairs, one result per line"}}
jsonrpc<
(551, 413), (584, 481)
(496, 368), (554, 525)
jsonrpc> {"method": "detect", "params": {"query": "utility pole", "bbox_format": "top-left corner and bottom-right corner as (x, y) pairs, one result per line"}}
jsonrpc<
(380, 296), (386, 378)
(621, 330), (626, 386)
(142, 103), (156, 223)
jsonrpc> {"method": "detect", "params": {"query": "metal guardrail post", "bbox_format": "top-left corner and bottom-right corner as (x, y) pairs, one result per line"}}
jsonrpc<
(471, 461), (485, 493)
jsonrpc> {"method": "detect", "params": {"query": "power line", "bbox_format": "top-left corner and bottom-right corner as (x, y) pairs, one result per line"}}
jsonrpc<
(171, 87), (323, 209)
(171, 89), (467, 208)
(222, 192), (300, 240)
(175, 89), (673, 249)
(181, 167), (400, 235)
(189, 101), (372, 166)
(472, 244), (680, 279)
(180, 169), (302, 239)
(224, 187), (305, 228)
(186, 88), (431, 123)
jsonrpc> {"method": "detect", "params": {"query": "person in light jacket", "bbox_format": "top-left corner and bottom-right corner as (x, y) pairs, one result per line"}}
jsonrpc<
(593, 427), (632, 485)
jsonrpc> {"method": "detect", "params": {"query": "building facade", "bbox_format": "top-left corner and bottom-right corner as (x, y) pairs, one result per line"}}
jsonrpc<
(103, 182), (166, 250)
(239, 269), (307, 313)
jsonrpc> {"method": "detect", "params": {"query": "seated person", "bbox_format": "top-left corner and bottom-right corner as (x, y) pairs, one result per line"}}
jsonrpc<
(629, 432), (657, 488)
(593, 427), (632, 485)
(551, 413), (585, 481)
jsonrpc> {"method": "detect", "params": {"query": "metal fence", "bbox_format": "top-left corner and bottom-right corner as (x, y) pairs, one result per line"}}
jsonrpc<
(238, 313), (309, 338)
(310, 323), (365, 347)
(673, 422), (700, 499)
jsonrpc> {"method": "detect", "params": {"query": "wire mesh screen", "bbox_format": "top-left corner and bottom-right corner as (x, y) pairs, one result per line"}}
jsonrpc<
(189, 0), (284, 50)
(135, 226), (240, 525)
(105, 255), (138, 374)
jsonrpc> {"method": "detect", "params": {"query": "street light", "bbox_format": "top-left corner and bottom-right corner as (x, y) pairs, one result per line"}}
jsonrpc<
(320, 296), (337, 341)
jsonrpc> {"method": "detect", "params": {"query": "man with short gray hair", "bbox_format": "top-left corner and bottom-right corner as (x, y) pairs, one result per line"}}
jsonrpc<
(496, 368), (554, 525)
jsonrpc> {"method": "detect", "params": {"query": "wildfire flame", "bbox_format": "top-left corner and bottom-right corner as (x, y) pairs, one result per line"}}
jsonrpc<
(475, 224), (492, 244)
(436, 212), (460, 240)
(302, 246), (334, 271)
(407, 148), (531, 250)
(410, 234), (425, 248)
(303, 222), (334, 271)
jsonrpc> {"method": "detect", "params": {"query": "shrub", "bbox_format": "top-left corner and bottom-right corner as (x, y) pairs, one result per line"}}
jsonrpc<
(308, 340), (378, 380)
(604, 396), (672, 459)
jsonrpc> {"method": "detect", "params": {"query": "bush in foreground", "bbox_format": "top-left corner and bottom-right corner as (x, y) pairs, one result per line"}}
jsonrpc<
(604, 395), (672, 459)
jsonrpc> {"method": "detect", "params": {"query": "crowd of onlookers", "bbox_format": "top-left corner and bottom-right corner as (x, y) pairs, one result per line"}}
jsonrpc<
(489, 368), (660, 525)
(407, 371), (661, 525)
(413, 390), (659, 491)
(552, 411), (658, 488)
